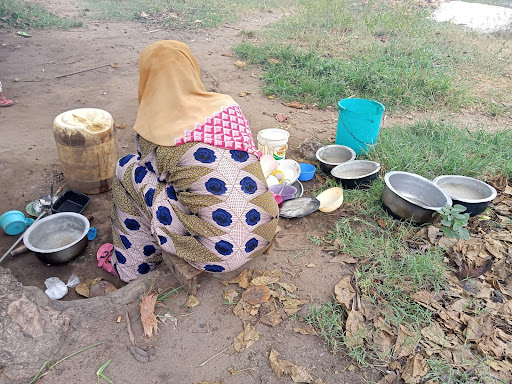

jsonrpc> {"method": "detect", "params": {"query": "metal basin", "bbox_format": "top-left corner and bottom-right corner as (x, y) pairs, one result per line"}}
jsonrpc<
(23, 212), (90, 264)
(382, 171), (452, 224)
(331, 160), (380, 189)
(316, 145), (356, 173)
(433, 175), (497, 217)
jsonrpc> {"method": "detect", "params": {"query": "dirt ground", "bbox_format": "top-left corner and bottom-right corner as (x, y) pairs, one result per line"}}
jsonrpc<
(0, 3), (510, 384)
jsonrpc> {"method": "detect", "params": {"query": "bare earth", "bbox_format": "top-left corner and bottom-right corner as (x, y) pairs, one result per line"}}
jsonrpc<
(0, 4), (509, 384)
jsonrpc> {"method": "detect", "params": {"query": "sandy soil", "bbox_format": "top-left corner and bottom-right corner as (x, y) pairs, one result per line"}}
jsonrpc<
(0, 3), (509, 384)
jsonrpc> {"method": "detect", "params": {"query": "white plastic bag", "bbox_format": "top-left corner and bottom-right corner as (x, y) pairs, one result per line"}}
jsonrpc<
(44, 274), (80, 300)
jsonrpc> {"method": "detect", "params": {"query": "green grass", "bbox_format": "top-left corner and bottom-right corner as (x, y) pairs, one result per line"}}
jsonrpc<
(234, 41), (463, 110)
(367, 120), (512, 179)
(304, 119), (512, 369)
(306, 300), (346, 353)
(356, 250), (445, 327)
(234, 0), (511, 113)
(0, 0), (81, 29)
(81, 0), (295, 27)
(425, 354), (497, 384)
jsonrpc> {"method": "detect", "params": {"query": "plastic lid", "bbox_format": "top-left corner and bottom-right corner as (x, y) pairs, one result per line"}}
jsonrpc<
(257, 128), (290, 141)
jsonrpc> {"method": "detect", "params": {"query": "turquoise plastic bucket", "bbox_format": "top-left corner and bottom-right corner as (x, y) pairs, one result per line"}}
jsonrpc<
(336, 98), (385, 155)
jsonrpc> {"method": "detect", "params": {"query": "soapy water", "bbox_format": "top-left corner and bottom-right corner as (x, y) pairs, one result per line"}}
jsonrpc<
(28, 220), (85, 250)
(439, 183), (486, 200)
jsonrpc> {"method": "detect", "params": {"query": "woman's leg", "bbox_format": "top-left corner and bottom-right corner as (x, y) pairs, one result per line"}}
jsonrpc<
(154, 143), (279, 273)
(111, 154), (162, 282)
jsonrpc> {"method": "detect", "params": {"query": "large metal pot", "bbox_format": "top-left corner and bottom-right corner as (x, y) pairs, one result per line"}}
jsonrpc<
(382, 171), (452, 224)
(23, 212), (90, 264)
(433, 175), (497, 217)
(331, 160), (381, 189)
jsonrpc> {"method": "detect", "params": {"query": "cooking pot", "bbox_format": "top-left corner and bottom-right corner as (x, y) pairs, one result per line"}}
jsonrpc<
(23, 212), (90, 264)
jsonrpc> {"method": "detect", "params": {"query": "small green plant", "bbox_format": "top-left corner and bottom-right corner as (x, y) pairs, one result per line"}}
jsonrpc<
(31, 341), (106, 383)
(437, 204), (470, 240)
(96, 359), (114, 383)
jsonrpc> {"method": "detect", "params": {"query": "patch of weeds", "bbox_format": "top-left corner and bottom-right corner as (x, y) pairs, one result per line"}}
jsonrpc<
(425, 352), (496, 384)
(234, 0), (511, 114)
(81, 0), (295, 28)
(356, 249), (445, 328)
(0, 0), (81, 29)
(305, 300), (346, 353)
(367, 120), (512, 179)
(322, 216), (412, 259)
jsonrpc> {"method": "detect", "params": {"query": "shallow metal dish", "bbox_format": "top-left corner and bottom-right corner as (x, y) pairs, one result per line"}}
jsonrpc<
(331, 160), (380, 189)
(23, 212), (90, 264)
(382, 171), (452, 224)
(316, 145), (356, 173)
(292, 180), (304, 199)
(279, 197), (320, 219)
(433, 175), (497, 217)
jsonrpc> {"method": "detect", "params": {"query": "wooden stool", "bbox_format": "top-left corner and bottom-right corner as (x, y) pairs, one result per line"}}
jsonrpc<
(162, 252), (203, 296)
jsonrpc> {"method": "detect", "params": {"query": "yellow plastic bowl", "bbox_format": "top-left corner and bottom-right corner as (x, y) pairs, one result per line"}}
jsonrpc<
(316, 187), (344, 213)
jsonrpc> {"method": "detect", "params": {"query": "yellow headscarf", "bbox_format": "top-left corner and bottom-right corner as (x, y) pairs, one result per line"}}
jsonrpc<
(133, 40), (235, 146)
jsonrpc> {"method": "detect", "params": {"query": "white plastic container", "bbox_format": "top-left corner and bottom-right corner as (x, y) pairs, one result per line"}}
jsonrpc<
(53, 108), (118, 194)
(257, 128), (290, 161)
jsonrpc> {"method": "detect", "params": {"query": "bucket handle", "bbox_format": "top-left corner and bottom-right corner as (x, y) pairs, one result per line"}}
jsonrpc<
(339, 116), (372, 146)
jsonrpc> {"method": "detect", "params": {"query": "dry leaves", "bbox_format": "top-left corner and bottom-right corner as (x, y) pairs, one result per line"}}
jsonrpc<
(238, 90), (251, 97)
(76, 278), (117, 298)
(269, 348), (314, 383)
(234, 60), (247, 68)
(115, 123), (127, 129)
(242, 285), (271, 305)
(140, 292), (158, 338)
(350, 185), (512, 383)
(293, 323), (317, 335)
(334, 276), (355, 310)
(401, 354), (428, 384)
(185, 295), (200, 308)
(225, 270), (309, 330)
(283, 101), (306, 109)
(222, 289), (238, 303)
(233, 324), (260, 352)
(329, 254), (357, 264)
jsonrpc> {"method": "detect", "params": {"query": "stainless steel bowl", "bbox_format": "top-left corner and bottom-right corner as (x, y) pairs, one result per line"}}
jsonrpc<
(292, 180), (304, 199)
(316, 145), (356, 173)
(23, 212), (90, 264)
(331, 160), (380, 189)
(433, 175), (497, 217)
(382, 171), (452, 224)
